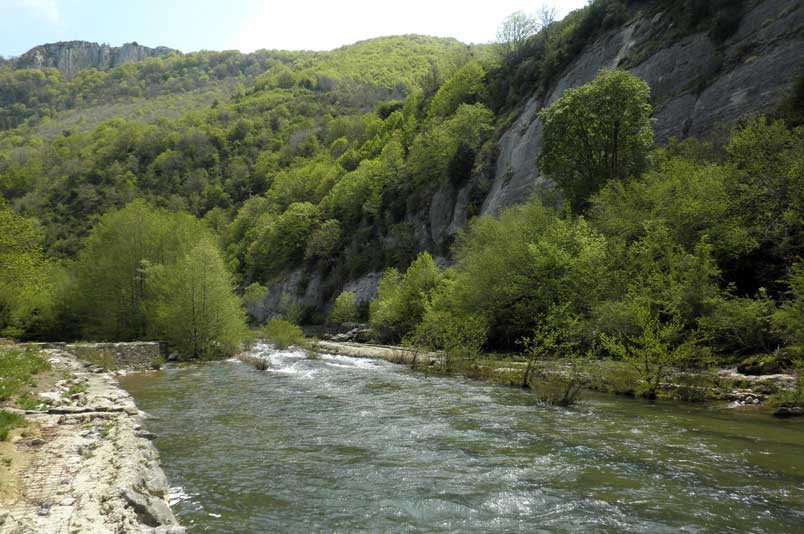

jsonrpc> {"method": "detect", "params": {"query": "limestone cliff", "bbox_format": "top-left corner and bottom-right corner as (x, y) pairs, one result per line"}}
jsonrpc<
(295, 0), (804, 312)
(15, 41), (178, 77)
(479, 0), (804, 216)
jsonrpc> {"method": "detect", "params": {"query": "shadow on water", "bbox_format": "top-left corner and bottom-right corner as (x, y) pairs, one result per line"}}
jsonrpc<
(120, 344), (804, 534)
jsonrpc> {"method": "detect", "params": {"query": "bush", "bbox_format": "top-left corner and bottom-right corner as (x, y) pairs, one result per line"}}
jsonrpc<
(260, 319), (305, 350)
(699, 293), (776, 357)
(772, 263), (804, 346)
(600, 301), (710, 399)
(767, 359), (803, 411)
(328, 291), (358, 325)
(519, 322), (585, 406)
(446, 201), (611, 349)
(410, 308), (487, 372)
(369, 252), (442, 342)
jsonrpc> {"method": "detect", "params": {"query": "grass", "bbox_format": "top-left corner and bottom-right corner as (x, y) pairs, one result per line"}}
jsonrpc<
(0, 348), (51, 402)
(0, 411), (25, 441)
(67, 383), (88, 396)
(69, 346), (117, 370)
(240, 354), (270, 371)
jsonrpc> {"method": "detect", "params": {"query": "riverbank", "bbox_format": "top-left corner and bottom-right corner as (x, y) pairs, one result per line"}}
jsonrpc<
(0, 344), (183, 534)
(313, 340), (802, 414)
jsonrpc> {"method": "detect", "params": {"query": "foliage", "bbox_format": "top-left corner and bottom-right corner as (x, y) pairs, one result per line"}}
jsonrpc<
(444, 202), (611, 349)
(0, 201), (51, 338)
(590, 154), (753, 260)
(539, 69), (653, 212)
(370, 252), (442, 342)
(427, 62), (486, 119)
(328, 291), (359, 325)
(410, 301), (487, 372)
(146, 239), (246, 360)
(772, 264), (804, 348)
(519, 320), (586, 406)
(699, 293), (776, 357)
(600, 301), (708, 398)
(260, 319), (305, 350)
(724, 118), (804, 292)
(74, 199), (209, 340)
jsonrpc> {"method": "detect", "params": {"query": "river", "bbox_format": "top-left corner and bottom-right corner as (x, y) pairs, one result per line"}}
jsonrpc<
(119, 343), (804, 533)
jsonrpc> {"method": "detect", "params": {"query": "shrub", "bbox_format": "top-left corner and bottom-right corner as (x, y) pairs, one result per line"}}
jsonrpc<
(410, 308), (487, 372)
(369, 252), (442, 342)
(260, 319), (305, 350)
(519, 319), (585, 406)
(600, 301), (710, 399)
(767, 359), (803, 410)
(772, 263), (804, 346)
(328, 291), (358, 325)
(699, 293), (776, 357)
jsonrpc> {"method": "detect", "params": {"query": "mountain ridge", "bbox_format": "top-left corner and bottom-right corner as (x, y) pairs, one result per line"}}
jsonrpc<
(14, 40), (180, 77)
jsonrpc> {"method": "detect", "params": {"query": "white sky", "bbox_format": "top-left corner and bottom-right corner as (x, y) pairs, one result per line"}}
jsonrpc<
(3, 0), (590, 57)
(231, 1), (590, 52)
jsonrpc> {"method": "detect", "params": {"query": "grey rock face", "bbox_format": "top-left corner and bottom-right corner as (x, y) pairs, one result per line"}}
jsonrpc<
(342, 271), (384, 305)
(254, 269), (324, 322)
(16, 41), (178, 77)
(479, 0), (804, 217)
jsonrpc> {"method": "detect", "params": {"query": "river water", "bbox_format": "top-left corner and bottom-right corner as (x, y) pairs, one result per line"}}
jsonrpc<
(120, 344), (804, 533)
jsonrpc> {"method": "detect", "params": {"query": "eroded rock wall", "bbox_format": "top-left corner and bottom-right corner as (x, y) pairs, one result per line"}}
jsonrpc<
(16, 41), (178, 77)
(480, 0), (804, 216)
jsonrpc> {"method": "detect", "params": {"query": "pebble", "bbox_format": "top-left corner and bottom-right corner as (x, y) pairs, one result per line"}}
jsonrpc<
(59, 497), (76, 506)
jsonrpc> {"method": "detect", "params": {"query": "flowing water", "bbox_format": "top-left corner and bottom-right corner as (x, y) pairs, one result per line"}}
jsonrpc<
(120, 344), (804, 533)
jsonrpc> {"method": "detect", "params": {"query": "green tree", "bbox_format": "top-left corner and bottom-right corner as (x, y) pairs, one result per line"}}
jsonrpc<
(427, 62), (486, 119)
(146, 239), (246, 359)
(0, 201), (51, 337)
(370, 252), (442, 342)
(328, 291), (358, 325)
(600, 301), (706, 399)
(539, 69), (653, 212)
(590, 154), (753, 260)
(446, 201), (611, 348)
(75, 199), (208, 340)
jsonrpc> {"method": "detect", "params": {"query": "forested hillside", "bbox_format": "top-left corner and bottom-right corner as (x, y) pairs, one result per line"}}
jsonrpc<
(1, 0), (803, 392)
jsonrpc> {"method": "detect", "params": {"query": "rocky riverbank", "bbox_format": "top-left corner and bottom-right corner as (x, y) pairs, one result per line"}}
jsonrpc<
(0, 346), (183, 534)
(313, 340), (802, 415)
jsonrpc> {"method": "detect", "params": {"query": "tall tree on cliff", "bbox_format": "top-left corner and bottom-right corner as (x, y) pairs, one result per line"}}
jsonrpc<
(538, 68), (653, 212)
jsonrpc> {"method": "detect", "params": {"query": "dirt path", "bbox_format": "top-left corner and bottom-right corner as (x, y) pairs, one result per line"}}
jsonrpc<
(0, 349), (183, 534)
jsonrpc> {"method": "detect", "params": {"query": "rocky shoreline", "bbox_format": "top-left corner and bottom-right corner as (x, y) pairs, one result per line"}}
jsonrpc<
(0, 347), (183, 534)
(313, 340), (801, 415)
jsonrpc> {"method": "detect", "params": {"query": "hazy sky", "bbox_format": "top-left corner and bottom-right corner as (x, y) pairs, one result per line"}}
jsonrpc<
(2, 0), (588, 57)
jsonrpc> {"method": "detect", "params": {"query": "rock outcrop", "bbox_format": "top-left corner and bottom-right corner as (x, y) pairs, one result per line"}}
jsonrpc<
(0, 348), (183, 534)
(479, 0), (804, 216)
(15, 41), (178, 77)
(304, 0), (804, 313)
